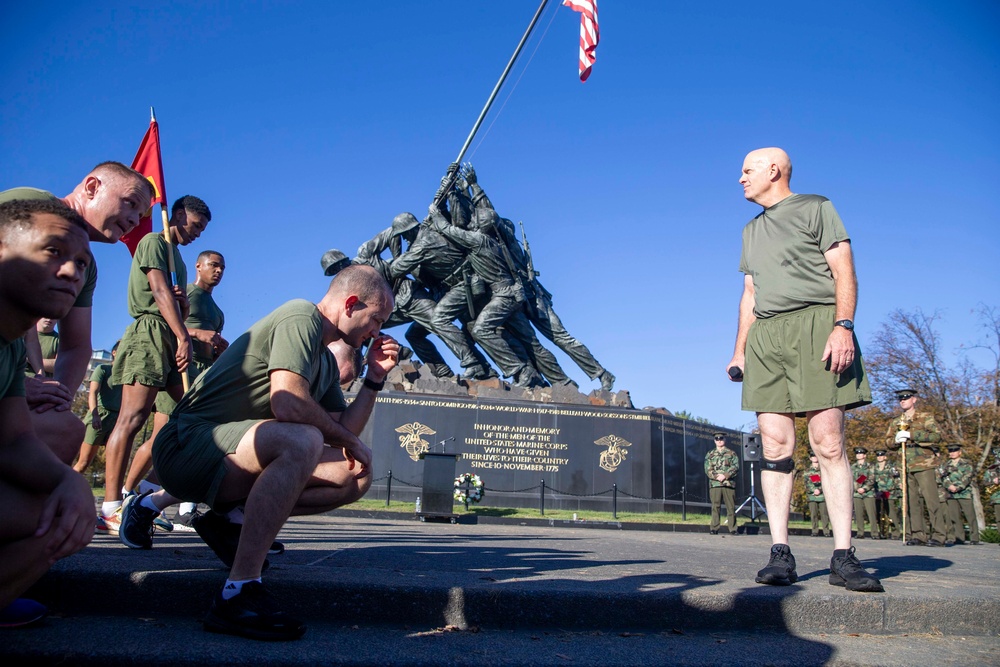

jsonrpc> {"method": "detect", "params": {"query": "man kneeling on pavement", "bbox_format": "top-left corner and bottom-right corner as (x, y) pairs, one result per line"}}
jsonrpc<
(150, 264), (398, 640)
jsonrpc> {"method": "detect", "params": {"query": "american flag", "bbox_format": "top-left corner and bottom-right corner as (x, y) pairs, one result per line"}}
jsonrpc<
(564, 0), (599, 82)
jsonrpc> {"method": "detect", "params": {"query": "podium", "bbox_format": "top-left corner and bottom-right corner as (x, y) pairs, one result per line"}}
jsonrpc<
(418, 452), (459, 522)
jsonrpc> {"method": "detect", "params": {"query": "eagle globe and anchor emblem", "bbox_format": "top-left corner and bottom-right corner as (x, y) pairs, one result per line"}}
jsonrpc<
(596, 434), (631, 472)
(395, 422), (437, 462)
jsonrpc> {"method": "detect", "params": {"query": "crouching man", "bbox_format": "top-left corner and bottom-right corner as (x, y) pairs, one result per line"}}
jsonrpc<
(151, 264), (398, 640)
(0, 199), (96, 626)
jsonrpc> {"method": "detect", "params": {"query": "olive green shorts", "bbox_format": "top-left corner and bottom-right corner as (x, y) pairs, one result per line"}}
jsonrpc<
(111, 315), (183, 389)
(152, 415), (261, 510)
(153, 359), (210, 415)
(742, 304), (872, 416)
(82, 408), (118, 446)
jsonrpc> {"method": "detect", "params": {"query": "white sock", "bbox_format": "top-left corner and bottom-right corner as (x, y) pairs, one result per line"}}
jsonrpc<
(221, 577), (261, 600)
(225, 507), (245, 525)
(102, 500), (122, 517)
(137, 480), (162, 495)
(178, 502), (197, 515)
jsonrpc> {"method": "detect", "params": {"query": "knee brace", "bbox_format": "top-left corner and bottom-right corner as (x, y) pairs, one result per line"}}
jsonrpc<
(762, 456), (795, 473)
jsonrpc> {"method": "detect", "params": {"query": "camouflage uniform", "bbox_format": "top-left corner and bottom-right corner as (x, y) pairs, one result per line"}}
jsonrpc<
(873, 459), (902, 539)
(886, 410), (945, 544)
(704, 446), (739, 534)
(851, 458), (878, 538)
(804, 463), (830, 537)
(941, 454), (979, 544)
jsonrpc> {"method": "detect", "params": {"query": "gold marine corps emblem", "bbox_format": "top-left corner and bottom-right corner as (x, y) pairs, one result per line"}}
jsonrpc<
(596, 434), (631, 472)
(395, 422), (437, 461)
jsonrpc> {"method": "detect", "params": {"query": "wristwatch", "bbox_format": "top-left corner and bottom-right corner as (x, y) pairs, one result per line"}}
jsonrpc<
(834, 319), (854, 331)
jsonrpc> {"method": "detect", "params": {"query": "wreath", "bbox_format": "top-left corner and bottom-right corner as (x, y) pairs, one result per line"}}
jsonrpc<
(454, 473), (485, 509)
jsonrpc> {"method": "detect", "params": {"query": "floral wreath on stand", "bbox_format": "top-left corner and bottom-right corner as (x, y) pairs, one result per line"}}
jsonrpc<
(454, 473), (485, 510)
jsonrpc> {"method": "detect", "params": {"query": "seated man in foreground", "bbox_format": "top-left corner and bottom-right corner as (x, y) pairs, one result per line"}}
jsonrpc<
(0, 199), (96, 626)
(152, 264), (398, 641)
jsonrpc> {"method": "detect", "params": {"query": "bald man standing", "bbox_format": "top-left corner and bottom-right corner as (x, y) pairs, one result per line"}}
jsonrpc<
(727, 148), (882, 593)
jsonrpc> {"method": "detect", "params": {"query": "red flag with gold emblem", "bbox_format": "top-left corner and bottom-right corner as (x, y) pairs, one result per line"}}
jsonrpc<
(121, 118), (167, 255)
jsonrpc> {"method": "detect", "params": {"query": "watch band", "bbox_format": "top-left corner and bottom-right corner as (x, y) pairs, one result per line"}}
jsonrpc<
(363, 377), (385, 391)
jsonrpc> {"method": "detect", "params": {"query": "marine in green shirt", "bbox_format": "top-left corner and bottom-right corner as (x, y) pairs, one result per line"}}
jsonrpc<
(804, 453), (830, 537)
(101, 196), (211, 519)
(1, 163), (153, 465)
(149, 264), (400, 640)
(851, 447), (878, 539)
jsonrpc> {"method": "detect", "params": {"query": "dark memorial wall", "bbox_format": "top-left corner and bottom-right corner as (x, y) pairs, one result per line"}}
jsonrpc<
(356, 391), (753, 514)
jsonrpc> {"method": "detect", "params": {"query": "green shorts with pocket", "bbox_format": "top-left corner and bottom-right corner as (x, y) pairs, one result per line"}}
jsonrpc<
(743, 304), (871, 416)
(111, 314), (183, 389)
(82, 408), (118, 446)
(152, 414), (262, 510)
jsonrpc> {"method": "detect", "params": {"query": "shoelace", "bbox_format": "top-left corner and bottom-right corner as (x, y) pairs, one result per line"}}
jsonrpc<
(836, 547), (864, 572)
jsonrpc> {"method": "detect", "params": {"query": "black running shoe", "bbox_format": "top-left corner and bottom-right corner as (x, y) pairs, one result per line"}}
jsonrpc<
(119, 491), (157, 550)
(829, 546), (884, 592)
(203, 581), (305, 641)
(191, 511), (269, 571)
(755, 544), (797, 586)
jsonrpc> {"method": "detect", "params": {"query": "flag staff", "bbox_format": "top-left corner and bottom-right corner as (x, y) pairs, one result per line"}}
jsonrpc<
(149, 106), (189, 391)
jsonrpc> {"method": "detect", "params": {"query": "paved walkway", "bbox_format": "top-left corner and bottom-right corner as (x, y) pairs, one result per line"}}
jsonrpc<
(7, 510), (998, 665)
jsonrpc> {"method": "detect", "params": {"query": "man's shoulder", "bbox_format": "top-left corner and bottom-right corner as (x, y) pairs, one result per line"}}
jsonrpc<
(0, 187), (58, 204)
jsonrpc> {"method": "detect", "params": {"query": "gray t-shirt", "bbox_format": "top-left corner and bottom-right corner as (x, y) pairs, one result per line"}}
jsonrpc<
(739, 194), (850, 319)
(174, 299), (346, 423)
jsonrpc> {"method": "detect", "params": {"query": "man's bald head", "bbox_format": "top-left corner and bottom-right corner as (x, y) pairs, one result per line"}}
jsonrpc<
(740, 147), (793, 207)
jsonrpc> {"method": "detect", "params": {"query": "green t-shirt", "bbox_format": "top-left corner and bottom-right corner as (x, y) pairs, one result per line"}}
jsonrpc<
(739, 194), (850, 319)
(127, 232), (187, 318)
(90, 363), (122, 412)
(175, 299), (346, 423)
(186, 284), (225, 364)
(1, 336), (27, 399)
(25, 330), (59, 377)
(0, 187), (97, 308)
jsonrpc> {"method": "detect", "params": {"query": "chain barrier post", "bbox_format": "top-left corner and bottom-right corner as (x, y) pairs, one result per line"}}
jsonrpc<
(539, 479), (545, 516)
(385, 470), (392, 507)
(613, 483), (618, 519)
(682, 485), (687, 521)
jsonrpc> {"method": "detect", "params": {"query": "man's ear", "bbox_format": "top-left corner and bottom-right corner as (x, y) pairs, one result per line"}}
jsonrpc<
(83, 175), (101, 200)
(344, 294), (360, 315)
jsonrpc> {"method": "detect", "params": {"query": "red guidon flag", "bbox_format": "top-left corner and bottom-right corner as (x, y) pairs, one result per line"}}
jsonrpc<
(564, 0), (599, 82)
(121, 119), (167, 255)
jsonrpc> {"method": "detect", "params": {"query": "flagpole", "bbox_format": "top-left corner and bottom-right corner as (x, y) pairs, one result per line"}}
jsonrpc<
(150, 107), (190, 392)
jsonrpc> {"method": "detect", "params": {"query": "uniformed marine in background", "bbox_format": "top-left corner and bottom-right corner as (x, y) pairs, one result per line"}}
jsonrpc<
(851, 446), (878, 539)
(704, 433), (739, 535)
(940, 444), (979, 545)
(804, 453), (830, 537)
(885, 387), (946, 546)
(873, 449), (901, 540)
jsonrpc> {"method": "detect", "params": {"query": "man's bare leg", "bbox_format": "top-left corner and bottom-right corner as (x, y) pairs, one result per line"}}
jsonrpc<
(757, 412), (796, 545)
(807, 407), (853, 551)
(216, 421), (326, 581)
(124, 411), (169, 492)
(72, 441), (98, 474)
(103, 383), (157, 505)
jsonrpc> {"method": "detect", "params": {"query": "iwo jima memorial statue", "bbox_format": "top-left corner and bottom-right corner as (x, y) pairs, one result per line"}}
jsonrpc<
(323, 163), (755, 518)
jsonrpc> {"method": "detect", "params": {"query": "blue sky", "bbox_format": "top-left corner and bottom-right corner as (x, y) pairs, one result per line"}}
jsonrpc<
(2, 1), (998, 430)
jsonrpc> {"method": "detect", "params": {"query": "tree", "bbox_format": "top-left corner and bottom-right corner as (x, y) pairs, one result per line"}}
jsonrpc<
(866, 307), (1000, 529)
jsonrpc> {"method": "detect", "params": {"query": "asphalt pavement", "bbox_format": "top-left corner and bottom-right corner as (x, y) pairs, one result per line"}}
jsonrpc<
(5, 509), (998, 666)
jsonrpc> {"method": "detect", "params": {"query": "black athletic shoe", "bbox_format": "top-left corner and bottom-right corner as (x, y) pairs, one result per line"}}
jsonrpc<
(709, 529), (719, 535)
(927, 539), (945, 547)
(905, 539), (926, 546)
(119, 491), (157, 550)
(829, 546), (884, 592)
(268, 540), (285, 555)
(203, 581), (305, 641)
(755, 544), (797, 586)
(192, 511), (270, 570)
